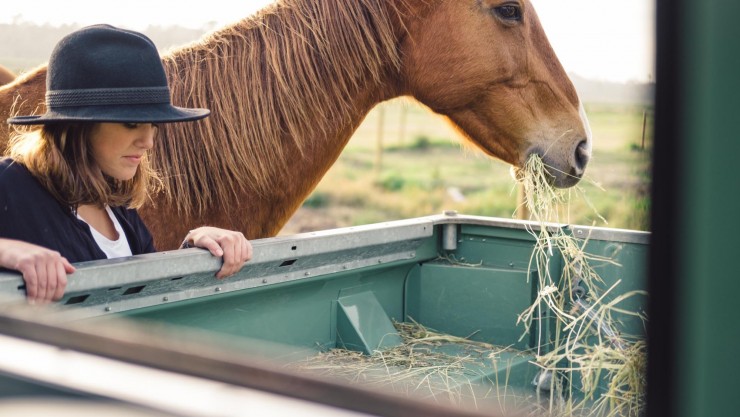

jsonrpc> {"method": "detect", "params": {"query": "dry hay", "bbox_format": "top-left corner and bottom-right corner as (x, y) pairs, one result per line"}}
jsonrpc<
(289, 320), (537, 411)
(513, 155), (647, 417)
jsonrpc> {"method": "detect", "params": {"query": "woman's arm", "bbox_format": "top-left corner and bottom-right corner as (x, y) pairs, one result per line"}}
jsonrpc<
(0, 238), (75, 303)
(180, 227), (253, 279)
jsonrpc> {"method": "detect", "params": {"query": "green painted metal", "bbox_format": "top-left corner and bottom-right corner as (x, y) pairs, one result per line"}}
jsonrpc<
(119, 263), (417, 350)
(673, 1), (740, 416)
(0, 214), (653, 413)
(336, 291), (403, 354)
(405, 263), (533, 350)
(108, 218), (649, 384)
(579, 233), (649, 338)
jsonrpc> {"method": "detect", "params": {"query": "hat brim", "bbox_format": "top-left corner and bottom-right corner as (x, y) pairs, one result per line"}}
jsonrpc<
(7, 103), (210, 125)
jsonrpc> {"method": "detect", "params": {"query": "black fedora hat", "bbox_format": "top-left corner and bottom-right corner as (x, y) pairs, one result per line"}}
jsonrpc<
(8, 24), (209, 125)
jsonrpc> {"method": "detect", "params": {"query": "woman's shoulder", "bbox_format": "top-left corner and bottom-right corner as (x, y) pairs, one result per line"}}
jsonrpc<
(0, 157), (34, 187)
(1, 157), (24, 172)
(0, 158), (57, 207)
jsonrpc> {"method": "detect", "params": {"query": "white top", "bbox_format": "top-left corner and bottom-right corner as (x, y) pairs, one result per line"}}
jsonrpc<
(78, 206), (133, 259)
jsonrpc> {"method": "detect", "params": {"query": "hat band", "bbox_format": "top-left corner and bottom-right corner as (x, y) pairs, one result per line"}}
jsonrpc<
(46, 87), (171, 108)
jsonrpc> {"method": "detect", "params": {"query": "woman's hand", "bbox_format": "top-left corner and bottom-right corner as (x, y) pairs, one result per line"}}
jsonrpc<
(182, 227), (252, 278)
(0, 239), (75, 303)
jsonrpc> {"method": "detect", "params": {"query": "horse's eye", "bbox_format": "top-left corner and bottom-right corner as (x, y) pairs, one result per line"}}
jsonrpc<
(495, 5), (522, 21)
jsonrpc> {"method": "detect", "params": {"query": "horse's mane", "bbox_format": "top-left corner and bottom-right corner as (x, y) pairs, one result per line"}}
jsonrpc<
(157, 0), (410, 218)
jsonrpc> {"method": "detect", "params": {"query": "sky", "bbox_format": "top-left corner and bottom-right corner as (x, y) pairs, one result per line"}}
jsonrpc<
(1, 0), (654, 83)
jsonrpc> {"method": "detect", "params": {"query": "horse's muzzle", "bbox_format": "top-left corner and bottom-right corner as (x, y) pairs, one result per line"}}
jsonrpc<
(526, 137), (591, 188)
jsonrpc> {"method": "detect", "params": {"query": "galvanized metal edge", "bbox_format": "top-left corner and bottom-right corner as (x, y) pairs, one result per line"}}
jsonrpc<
(0, 214), (648, 311)
(428, 212), (650, 245)
(0, 217), (435, 314)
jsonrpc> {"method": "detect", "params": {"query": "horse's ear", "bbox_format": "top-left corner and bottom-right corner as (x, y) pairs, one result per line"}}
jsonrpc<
(0, 64), (15, 86)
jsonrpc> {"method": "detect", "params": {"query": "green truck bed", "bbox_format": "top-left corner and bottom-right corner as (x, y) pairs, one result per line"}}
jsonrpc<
(0, 214), (648, 416)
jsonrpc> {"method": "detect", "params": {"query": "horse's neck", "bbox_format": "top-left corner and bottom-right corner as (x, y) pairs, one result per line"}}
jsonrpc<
(150, 0), (411, 240)
(225, 0), (414, 197)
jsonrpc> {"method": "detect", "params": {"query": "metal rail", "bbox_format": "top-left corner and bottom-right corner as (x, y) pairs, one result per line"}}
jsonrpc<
(0, 214), (648, 317)
(0, 216), (436, 317)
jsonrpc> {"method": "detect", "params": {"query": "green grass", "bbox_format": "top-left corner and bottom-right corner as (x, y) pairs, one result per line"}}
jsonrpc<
(281, 99), (653, 234)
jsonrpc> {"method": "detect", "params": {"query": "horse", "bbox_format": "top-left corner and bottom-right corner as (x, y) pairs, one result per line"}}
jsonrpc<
(0, 65), (14, 86)
(0, 0), (592, 250)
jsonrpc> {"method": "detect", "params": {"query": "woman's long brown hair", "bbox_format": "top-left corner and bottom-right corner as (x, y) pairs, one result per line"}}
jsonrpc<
(6, 123), (160, 210)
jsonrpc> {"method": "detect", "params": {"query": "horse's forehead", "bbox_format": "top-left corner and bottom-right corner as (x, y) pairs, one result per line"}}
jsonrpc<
(420, 1), (542, 45)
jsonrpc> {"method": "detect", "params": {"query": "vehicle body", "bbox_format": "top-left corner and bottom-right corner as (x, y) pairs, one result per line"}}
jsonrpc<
(0, 213), (648, 416)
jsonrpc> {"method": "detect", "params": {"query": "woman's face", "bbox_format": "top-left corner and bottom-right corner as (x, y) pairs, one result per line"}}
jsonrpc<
(89, 122), (156, 181)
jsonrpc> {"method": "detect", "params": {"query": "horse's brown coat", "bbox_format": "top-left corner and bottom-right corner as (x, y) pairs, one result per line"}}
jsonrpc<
(0, 0), (591, 249)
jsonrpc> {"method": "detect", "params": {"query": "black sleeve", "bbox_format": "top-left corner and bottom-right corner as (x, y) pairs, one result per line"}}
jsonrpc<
(0, 158), (107, 263)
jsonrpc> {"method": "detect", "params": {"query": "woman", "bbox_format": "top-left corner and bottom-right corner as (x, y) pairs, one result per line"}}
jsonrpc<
(0, 25), (252, 303)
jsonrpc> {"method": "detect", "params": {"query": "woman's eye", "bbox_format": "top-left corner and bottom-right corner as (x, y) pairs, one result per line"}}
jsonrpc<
(495, 5), (522, 21)
(123, 123), (140, 129)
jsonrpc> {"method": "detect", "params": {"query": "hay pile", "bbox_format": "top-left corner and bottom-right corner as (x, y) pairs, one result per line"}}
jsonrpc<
(289, 320), (534, 409)
(514, 155), (647, 417)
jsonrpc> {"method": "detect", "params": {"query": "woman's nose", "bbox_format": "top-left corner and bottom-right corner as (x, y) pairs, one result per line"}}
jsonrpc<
(136, 125), (156, 149)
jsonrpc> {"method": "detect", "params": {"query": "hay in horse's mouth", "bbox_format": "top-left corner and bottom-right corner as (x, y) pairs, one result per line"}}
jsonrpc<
(512, 155), (562, 216)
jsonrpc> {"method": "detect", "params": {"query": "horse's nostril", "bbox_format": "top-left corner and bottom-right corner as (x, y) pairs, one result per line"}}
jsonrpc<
(574, 139), (590, 171)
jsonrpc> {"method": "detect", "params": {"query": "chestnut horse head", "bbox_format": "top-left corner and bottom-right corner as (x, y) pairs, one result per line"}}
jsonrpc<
(1, 0), (591, 247)
(402, 0), (591, 187)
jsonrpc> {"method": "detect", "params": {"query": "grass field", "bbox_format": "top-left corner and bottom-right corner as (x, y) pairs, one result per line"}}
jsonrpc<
(280, 98), (653, 234)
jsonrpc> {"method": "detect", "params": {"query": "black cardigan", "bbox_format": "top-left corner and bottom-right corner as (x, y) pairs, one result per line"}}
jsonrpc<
(0, 158), (155, 263)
